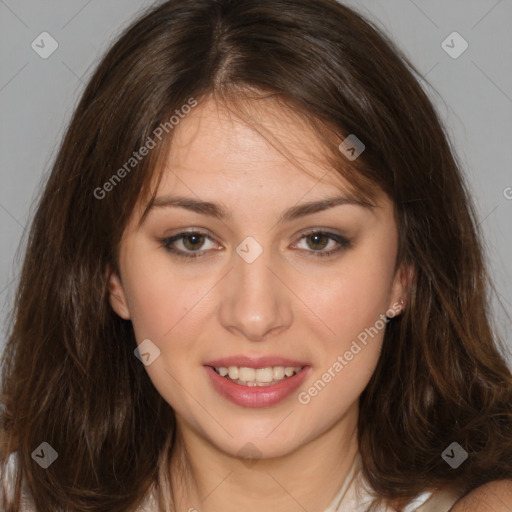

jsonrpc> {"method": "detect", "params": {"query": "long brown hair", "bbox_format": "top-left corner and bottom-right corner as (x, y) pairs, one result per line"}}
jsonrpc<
(2, 0), (511, 510)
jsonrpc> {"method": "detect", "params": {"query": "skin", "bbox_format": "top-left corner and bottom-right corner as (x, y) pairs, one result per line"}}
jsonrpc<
(108, 97), (411, 512)
(451, 480), (512, 511)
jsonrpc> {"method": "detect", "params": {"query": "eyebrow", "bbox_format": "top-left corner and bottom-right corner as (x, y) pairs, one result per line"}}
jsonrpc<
(149, 194), (376, 224)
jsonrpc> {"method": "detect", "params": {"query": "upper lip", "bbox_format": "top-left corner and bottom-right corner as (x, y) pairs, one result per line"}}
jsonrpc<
(204, 356), (310, 369)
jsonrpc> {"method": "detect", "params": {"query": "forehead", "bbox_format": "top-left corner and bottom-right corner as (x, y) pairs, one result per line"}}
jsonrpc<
(132, 96), (391, 226)
(172, 98), (324, 168)
(158, 97), (371, 196)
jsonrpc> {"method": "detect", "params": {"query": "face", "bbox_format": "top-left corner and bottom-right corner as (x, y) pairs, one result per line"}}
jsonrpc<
(108, 97), (409, 460)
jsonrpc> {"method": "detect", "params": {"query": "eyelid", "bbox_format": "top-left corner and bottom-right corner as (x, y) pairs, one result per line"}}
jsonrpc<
(166, 226), (217, 238)
(160, 229), (220, 259)
(291, 229), (351, 256)
(160, 228), (351, 259)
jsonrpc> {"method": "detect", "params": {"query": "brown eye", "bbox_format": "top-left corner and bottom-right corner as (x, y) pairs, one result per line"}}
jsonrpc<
(161, 231), (218, 259)
(295, 231), (351, 258)
(182, 233), (206, 251)
(305, 233), (331, 251)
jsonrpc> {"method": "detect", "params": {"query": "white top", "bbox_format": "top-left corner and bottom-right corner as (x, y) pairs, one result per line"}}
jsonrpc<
(321, 452), (461, 511)
(2, 451), (461, 511)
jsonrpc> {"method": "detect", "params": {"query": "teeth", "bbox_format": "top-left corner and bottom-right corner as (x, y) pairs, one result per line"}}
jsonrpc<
(238, 367), (256, 381)
(284, 367), (295, 377)
(255, 367), (273, 383)
(214, 365), (303, 385)
(273, 366), (285, 380)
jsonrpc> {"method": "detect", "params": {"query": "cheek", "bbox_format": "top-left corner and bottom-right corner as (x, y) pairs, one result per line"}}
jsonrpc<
(298, 273), (389, 415)
(313, 279), (386, 389)
(120, 245), (210, 344)
(304, 254), (395, 345)
(121, 254), (211, 408)
(128, 280), (209, 347)
(297, 239), (396, 404)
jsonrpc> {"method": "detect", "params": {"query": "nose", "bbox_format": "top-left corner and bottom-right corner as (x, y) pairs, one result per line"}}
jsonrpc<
(218, 243), (293, 342)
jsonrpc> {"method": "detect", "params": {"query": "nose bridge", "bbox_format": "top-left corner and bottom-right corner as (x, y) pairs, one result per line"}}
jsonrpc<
(218, 236), (292, 340)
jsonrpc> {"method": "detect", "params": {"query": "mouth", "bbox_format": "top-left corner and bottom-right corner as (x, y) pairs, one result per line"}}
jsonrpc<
(204, 360), (311, 408)
(209, 365), (304, 387)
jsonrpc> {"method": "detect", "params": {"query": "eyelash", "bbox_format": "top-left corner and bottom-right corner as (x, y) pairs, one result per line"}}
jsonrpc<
(160, 229), (351, 260)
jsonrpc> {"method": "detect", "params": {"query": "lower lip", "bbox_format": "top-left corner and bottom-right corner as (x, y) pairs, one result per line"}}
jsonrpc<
(204, 366), (311, 408)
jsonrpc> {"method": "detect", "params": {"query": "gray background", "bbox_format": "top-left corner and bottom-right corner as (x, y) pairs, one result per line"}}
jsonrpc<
(1, 0), (511, 362)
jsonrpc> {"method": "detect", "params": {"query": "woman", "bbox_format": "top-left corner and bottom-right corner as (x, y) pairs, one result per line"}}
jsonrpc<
(1, 0), (511, 510)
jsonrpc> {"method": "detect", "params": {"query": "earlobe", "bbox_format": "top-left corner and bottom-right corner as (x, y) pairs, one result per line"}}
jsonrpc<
(107, 268), (131, 320)
(389, 263), (415, 315)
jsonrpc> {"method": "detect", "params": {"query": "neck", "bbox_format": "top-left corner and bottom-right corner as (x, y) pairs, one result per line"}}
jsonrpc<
(167, 403), (360, 512)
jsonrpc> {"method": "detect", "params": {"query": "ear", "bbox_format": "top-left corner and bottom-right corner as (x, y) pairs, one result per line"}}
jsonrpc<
(387, 263), (414, 316)
(107, 265), (131, 320)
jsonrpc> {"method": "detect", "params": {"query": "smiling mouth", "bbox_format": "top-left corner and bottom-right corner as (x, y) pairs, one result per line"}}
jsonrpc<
(210, 365), (305, 387)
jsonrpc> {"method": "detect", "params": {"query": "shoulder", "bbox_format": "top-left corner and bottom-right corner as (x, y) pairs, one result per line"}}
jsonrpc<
(450, 480), (512, 511)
